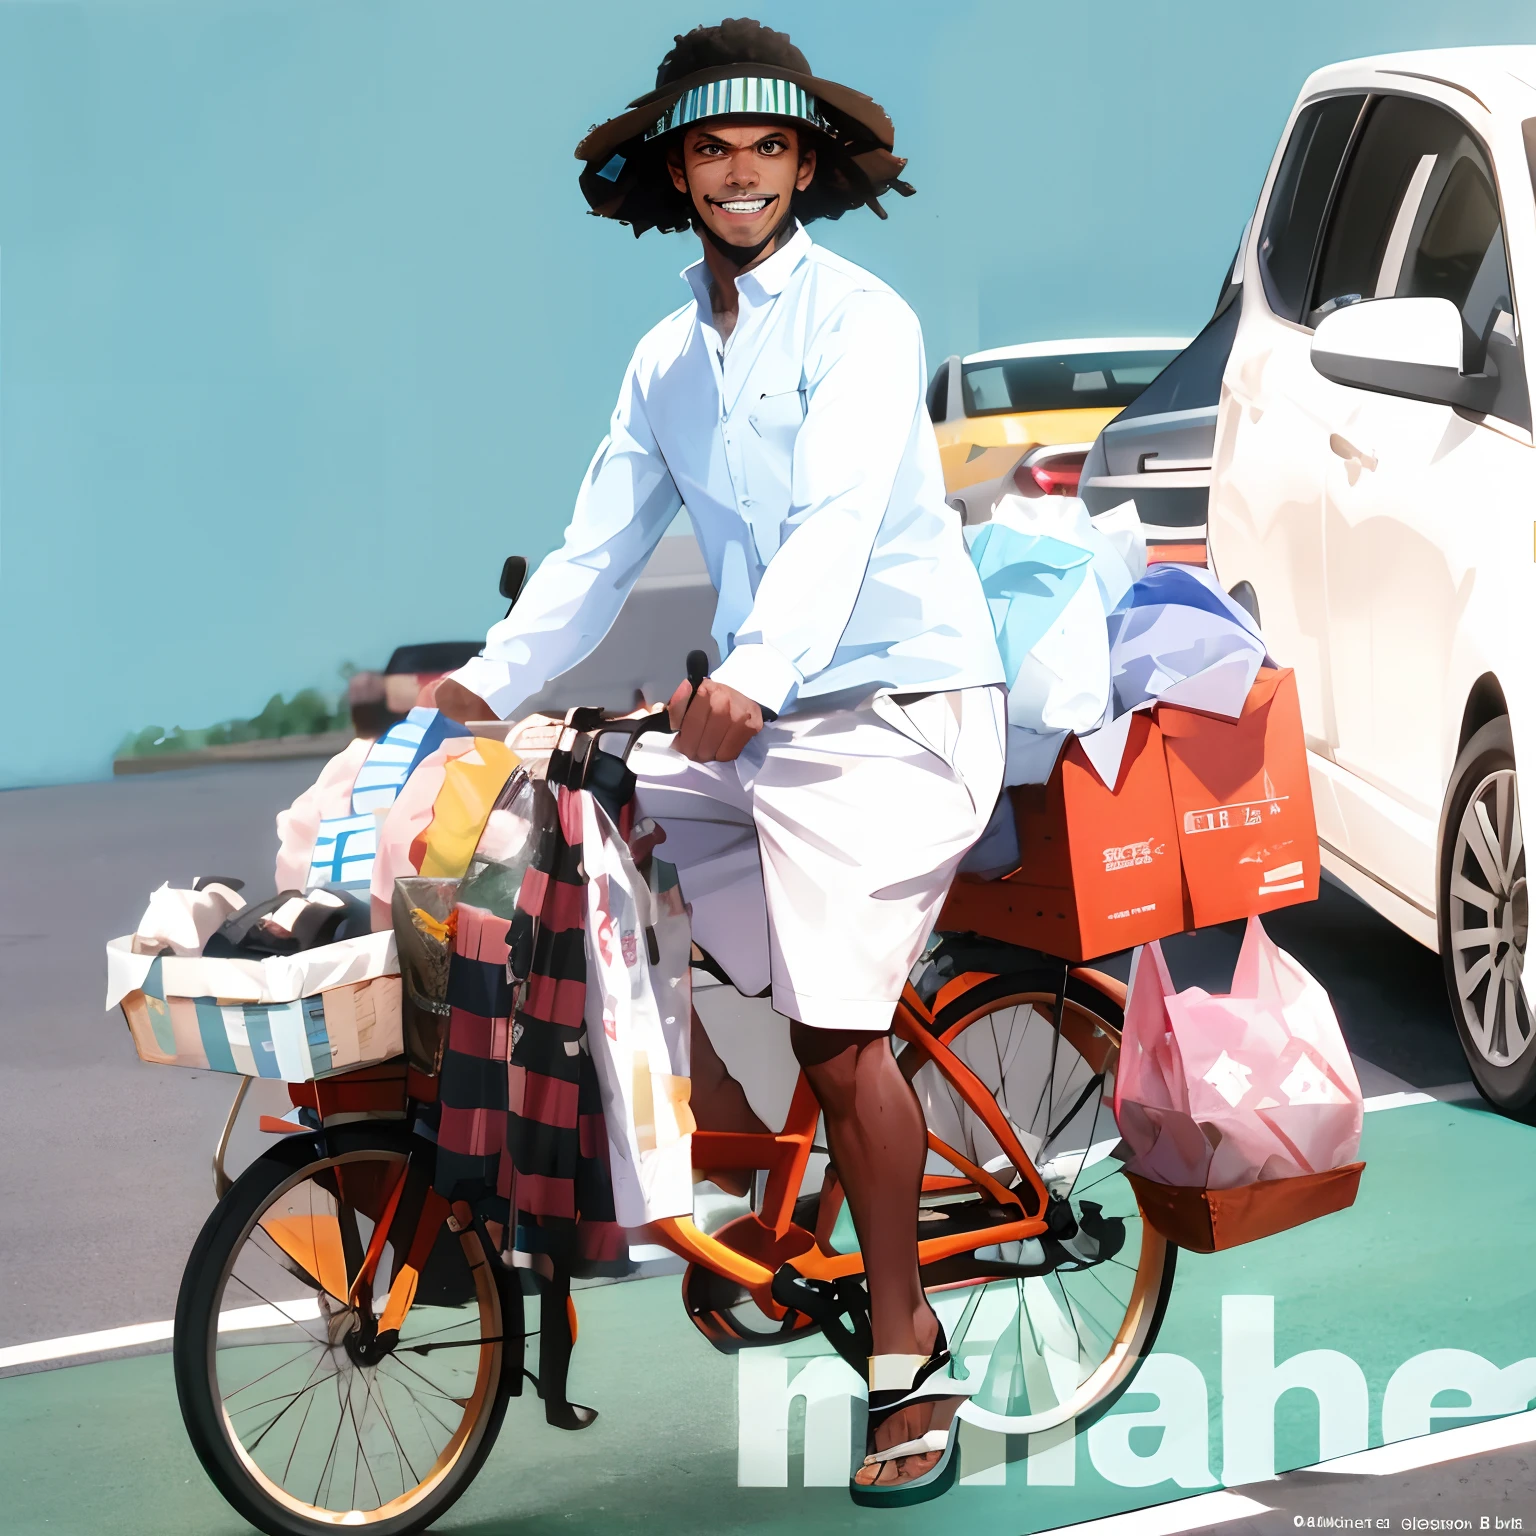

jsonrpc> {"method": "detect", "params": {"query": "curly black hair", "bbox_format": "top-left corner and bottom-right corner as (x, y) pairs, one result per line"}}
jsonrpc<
(576, 19), (913, 237)
(656, 17), (809, 85)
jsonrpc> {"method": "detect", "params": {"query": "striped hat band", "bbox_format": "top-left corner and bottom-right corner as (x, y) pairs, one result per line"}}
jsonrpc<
(644, 76), (829, 142)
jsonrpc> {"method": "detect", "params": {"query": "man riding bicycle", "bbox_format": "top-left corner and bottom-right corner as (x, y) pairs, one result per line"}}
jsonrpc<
(430, 19), (1006, 1505)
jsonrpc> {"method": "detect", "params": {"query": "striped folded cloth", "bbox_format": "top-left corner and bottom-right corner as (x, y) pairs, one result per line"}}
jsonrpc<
(351, 708), (470, 815)
(433, 785), (627, 1278)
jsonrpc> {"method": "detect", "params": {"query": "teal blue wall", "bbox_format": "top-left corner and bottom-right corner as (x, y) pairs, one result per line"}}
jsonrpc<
(3, 0), (1533, 786)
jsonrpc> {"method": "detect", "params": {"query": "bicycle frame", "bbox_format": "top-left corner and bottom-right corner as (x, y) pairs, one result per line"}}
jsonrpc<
(218, 944), (1126, 1346)
(644, 974), (1107, 1318)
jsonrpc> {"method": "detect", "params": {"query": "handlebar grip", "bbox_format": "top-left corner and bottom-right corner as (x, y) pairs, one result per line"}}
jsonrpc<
(686, 650), (710, 690)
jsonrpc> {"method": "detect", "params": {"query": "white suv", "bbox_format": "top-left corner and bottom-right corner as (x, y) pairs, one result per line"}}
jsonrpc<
(1193, 48), (1536, 1113)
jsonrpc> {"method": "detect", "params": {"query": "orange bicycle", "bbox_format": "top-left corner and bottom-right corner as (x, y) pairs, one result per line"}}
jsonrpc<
(172, 713), (1175, 1535)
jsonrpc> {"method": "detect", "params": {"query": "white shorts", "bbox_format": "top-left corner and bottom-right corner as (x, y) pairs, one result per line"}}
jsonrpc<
(630, 687), (1006, 1032)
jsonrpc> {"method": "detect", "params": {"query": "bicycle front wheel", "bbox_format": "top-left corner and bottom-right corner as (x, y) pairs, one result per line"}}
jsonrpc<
(174, 1124), (515, 1536)
(911, 969), (1176, 1436)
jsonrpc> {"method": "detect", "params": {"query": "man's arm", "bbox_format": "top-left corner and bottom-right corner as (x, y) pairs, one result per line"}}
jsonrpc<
(447, 352), (683, 721)
(710, 289), (926, 718)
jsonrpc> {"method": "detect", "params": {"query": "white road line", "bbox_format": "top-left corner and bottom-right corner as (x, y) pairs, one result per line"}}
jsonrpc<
(1362, 1082), (1477, 1113)
(0, 1082), (1489, 1373)
(1363, 1090), (1436, 1113)
(1036, 1491), (1272, 1536)
(1312, 1406), (1536, 1475)
(0, 1297), (322, 1372)
(1032, 1407), (1536, 1533)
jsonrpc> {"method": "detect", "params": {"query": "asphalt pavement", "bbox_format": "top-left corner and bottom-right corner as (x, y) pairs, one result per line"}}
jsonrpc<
(0, 759), (1532, 1536)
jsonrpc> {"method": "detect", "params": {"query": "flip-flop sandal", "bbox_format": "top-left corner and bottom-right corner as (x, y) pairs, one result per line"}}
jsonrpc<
(850, 1326), (973, 1509)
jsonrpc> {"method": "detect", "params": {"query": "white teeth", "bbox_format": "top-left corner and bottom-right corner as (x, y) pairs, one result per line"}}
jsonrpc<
(719, 198), (769, 213)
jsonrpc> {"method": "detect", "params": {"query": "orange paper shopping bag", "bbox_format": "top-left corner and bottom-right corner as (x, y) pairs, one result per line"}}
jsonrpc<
(940, 710), (1185, 961)
(1157, 667), (1319, 929)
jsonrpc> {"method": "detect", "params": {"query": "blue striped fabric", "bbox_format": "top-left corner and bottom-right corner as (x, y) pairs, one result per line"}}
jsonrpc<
(351, 707), (472, 815)
(351, 718), (427, 813)
(309, 812), (378, 890)
(644, 75), (827, 142)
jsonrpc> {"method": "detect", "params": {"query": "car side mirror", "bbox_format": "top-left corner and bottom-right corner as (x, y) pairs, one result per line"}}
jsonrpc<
(499, 555), (527, 616)
(1311, 296), (1497, 412)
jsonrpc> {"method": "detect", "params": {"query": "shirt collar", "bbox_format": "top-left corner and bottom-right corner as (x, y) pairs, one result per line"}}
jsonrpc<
(682, 222), (812, 317)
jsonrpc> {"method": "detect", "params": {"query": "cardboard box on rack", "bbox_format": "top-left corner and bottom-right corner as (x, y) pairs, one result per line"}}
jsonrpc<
(105, 930), (403, 1082)
(939, 710), (1186, 962)
(1157, 666), (1319, 929)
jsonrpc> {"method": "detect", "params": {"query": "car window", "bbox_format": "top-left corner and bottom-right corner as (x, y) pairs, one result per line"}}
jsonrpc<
(926, 361), (949, 423)
(1313, 94), (1527, 426)
(385, 641), (485, 674)
(1256, 94), (1366, 323)
(1114, 301), (1242, 423)
(960, 349), (1181, 416)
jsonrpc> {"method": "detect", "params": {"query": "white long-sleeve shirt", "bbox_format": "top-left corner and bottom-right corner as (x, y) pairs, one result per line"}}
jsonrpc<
(452, 224), (1004, 720)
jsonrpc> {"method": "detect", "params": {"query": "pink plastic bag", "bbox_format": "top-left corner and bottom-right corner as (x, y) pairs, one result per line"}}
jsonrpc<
(1113, 916), (1363, 1189)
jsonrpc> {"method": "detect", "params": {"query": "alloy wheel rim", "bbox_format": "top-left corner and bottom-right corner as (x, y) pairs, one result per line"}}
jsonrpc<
(1449, 767), (1534, 1068)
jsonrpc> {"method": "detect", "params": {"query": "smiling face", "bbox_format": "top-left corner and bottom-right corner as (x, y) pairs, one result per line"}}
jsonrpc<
(667, 122), (817, 251)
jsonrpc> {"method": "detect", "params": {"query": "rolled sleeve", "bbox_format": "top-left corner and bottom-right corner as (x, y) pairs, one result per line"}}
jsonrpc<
(728, 290), (926, 705)
(449, 352), (682, 719)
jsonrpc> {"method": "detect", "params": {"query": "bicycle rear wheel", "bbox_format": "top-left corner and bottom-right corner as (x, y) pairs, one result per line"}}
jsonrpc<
(907, 968), (1176, 1435)
(174, 1124), (515, 1536)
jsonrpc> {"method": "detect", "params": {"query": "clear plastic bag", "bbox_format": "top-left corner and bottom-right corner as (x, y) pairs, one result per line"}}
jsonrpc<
(391, 877), (462, 1077)
(458, 767), (555, 921)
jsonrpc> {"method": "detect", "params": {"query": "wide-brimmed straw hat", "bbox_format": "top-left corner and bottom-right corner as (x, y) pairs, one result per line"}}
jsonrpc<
(575, 18), (914, 237)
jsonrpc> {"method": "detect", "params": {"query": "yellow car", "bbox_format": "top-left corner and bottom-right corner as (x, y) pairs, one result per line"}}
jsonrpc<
(927, 337), (1189, 522)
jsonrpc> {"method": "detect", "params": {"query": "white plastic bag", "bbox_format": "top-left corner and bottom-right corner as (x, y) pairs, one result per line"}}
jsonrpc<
(131, 880), (246, 956)
(969, 495), (1147, 786)
(579, 795), (694, 1226)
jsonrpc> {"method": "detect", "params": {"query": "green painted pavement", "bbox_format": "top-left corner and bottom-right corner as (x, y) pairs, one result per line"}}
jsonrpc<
(3, 1098), (1534, 1536)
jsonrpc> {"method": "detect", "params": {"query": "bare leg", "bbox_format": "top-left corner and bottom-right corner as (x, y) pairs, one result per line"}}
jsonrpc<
(790, 1022), (954, 1487)
(690, 1008), (768, 1197)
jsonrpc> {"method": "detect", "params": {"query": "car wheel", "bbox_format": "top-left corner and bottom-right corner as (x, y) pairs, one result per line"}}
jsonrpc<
(1437, 716), (1536, 1115)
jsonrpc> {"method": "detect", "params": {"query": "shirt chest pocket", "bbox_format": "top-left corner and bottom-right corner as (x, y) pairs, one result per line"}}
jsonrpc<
(741, 385), (806, 562)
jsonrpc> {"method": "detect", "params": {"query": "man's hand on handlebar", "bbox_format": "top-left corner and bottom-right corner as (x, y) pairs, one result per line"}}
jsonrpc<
(420, 677), (495, 723)
(666, 677), (764, 763)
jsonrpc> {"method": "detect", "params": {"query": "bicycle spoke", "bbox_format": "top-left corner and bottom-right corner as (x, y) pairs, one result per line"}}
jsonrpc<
(358, 1356), (417, 1490)
(223, 1271), (330, 1349)
(1072, 1162), (1130, 1197)
(245, 1364), (342, 1454)
(232, 1365), (344, 1427)
(198, 1144), (496, 1524)
(222, 1342), (325, 1403)
(314, 1371), (347, 1510)
(384, 1351), (476, 1414)
(280, 1370), (321, 1486)
(916, 977), (1170, 1434)
(379, 1361), (466, 1435)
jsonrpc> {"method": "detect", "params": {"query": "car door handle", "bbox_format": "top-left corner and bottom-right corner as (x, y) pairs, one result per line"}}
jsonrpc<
(1329, 433), (1377, 472)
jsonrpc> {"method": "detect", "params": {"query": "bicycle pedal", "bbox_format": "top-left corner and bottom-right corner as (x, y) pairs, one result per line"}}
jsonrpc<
(768, 1267), (836, 1319)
